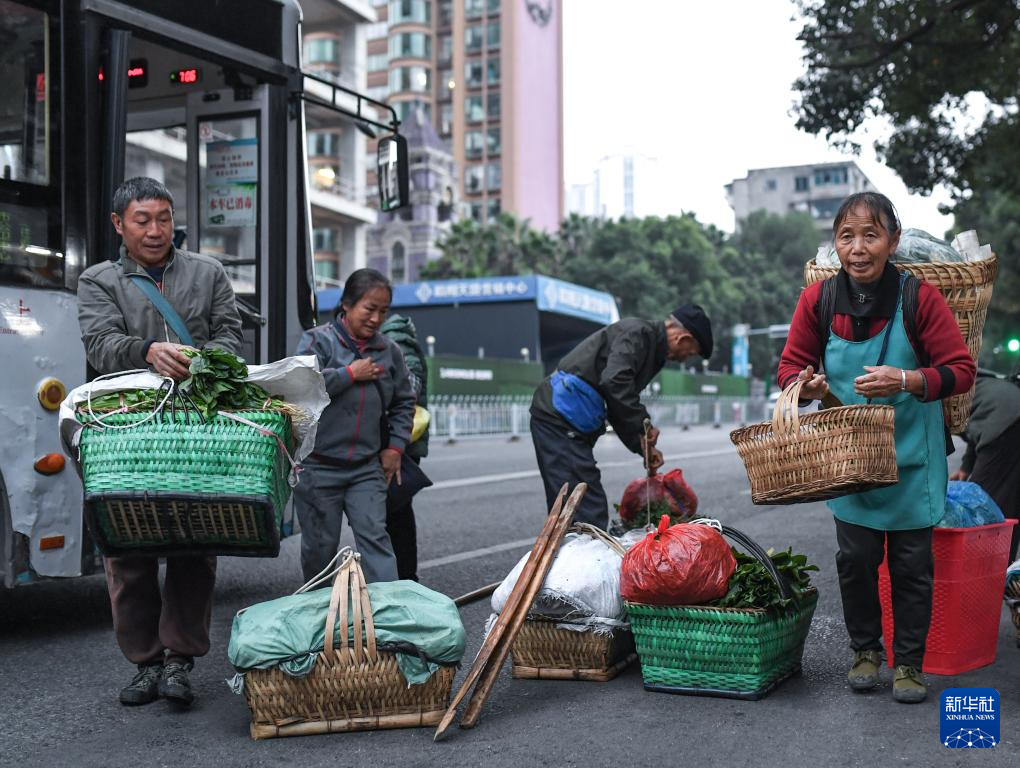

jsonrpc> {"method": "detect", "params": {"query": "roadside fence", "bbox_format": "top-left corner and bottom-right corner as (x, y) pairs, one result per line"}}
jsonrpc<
(428, 395), (768, 440)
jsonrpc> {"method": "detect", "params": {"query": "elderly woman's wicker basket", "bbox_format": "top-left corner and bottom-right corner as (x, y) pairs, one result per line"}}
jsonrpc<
(510, 524), (636, 681)
(730, 379), (897, 505)
(804, 256), (998, 433)
(243, 553), (455, 740)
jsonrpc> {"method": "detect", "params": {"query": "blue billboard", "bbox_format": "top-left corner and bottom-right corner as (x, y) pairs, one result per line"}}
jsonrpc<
(316, 275), (622, 326)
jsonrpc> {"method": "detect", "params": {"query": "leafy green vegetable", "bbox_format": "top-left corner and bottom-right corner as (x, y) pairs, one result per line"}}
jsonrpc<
(710, 547), (818, 611)
(83, 348), (285, 419)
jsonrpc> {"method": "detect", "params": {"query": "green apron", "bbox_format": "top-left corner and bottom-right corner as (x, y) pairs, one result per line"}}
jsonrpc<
(824, 277), (946, 531)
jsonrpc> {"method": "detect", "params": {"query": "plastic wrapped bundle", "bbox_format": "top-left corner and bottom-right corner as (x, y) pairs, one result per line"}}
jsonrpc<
(491, 529), (627, 629)
(937, 481), (1005, 528)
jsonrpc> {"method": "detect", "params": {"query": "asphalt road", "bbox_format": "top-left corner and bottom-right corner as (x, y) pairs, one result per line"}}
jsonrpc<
(2, 426), (1019, 767)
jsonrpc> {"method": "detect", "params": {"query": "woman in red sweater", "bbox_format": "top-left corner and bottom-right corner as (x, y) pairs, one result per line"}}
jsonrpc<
(778, 192), (974, 704)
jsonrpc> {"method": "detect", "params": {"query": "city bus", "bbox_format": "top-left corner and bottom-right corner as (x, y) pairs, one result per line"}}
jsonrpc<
(0, 0), (407, 587)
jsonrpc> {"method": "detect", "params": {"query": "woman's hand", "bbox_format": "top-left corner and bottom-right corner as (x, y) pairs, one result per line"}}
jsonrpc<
(380, 448), (402, 486)
(348, 358), (385, 382)
(796, 366), (829, 401)
(949, 469), (969, 482)
(854, 365), (918, 398)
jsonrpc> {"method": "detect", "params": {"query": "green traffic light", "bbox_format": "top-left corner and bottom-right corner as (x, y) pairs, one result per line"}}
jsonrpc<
(1008, 338), (1020, 353)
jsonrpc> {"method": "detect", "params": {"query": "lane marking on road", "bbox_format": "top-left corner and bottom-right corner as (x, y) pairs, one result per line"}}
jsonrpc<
(419, 538), (535, 570)
(425, 447), (736, 491)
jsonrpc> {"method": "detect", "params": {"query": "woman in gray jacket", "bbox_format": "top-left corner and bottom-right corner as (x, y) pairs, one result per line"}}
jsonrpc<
(294, 269), (416, 582)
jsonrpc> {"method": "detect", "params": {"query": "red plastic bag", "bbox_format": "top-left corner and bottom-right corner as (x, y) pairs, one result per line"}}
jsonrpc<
(621, 515), (736, 606)
(618, 468), (698, 529)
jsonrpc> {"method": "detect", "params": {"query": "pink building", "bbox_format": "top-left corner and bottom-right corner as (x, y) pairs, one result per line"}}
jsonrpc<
(366, 0), (563, 232)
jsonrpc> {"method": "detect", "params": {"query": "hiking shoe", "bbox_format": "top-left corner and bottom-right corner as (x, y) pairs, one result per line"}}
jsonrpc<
(158, 659), (195, 706)
(893, 665), (927, 703)
(119, 663), (163, 706)
(847, 649), (882, 691)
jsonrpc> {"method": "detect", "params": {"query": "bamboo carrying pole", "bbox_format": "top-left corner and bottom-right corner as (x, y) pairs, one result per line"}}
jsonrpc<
(457, 482), (586, 730)
(433, 484), (569, 741)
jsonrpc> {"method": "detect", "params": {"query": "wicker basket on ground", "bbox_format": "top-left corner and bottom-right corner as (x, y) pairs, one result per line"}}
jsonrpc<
(730, 379), (897, 505)
(243, 552), (456, 740)
(804, 256), (998, 434)
(510, 524), (637, 681)
(627, 525), (818, 700)
(77, 407), (295, 557)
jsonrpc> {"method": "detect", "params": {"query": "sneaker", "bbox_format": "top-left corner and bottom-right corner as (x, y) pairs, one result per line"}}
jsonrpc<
(847, 649), (882, 691)
(158, 659), (195, 706)
(893, 665), (927, 703)
(119, 663), (163, 706)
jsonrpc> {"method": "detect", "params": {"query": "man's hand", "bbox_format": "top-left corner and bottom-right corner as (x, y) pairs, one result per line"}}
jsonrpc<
(949, 469), (969, 482)
(349, 358), (386, 382)
(146, 342), (193, 381)
(645, 446), (664, 474)
(796, 365), (829, 401)
(380, 448), (402, 486)
(641, 425), (660, 449)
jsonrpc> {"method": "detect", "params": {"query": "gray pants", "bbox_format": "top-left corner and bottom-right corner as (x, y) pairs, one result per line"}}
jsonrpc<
(293, 459), (399, 584)
(530, 416), (609, 529)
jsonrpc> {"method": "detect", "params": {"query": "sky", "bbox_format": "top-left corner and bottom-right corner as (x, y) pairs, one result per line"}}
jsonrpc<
(561, 0), (955, 236)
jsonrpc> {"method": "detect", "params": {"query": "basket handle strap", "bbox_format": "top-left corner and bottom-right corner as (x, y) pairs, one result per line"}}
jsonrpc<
(571, 522), (626, 556)
(350, 560), (364, 665)
(356, 562), (378, 661)
(772, 379), (805, 436)
(323, 555), (352, 662)
(720, 525), (792, 602)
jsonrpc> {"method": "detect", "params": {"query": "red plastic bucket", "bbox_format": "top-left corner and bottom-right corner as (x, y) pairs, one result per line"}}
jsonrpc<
(879, 520), (1017, 675)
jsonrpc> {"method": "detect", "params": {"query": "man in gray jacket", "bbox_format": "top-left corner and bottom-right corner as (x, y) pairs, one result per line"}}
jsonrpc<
(530, 305), (712, 529)
(77, 177), (243, 708)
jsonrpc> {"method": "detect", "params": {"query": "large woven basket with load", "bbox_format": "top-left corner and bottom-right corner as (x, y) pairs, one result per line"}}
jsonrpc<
(623, 517), (818, 700)
(804, 228), (997, 434)
(229, 548), (466, 739)
(59, 351), (328, 557)
(490, 523), (636, 682)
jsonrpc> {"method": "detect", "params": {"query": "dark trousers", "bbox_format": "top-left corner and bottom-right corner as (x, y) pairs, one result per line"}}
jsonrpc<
(968, 419), (1020, 562)
(530, 417), (609, 529)
(104, 555), (217, 665)
(386, 500), (418, 581)
(834, 519), (933, 668)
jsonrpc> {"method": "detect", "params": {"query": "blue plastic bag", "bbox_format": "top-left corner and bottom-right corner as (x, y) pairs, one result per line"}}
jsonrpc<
(937, 481), (1005, 528)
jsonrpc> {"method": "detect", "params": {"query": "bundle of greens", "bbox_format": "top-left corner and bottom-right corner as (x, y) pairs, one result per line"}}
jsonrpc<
(85, 348), (288, 421)
(710, 547), (818, 611)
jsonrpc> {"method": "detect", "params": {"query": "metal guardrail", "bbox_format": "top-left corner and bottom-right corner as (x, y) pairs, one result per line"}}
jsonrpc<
(428, 395), (768, 439)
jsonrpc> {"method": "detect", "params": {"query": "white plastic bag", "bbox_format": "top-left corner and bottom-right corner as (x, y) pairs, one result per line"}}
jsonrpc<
(490, 532), (626, 627)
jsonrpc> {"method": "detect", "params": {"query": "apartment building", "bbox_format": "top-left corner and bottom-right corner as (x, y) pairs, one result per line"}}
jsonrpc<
(725, 161), (876, 235)
(365, 0), (563, 247)
(301, 0), (379, 287)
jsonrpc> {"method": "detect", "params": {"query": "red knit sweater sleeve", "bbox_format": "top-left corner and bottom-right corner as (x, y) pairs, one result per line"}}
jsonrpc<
(777, 283), (823, 390)
(912, 283), (976, 401)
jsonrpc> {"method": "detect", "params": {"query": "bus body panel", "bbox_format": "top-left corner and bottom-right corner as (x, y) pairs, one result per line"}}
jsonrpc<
(0, 286), (85, 580)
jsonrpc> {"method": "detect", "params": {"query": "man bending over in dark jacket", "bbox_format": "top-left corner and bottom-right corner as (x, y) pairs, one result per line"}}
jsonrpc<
(529, 305), (712, 529)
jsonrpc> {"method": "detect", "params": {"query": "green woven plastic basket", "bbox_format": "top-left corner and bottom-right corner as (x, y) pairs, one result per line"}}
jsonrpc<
(78, 409), (294, 557)
(627, 588), (818, 700)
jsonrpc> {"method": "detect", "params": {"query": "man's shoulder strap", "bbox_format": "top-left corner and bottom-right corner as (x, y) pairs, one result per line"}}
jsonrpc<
(126, 274), (195, 346)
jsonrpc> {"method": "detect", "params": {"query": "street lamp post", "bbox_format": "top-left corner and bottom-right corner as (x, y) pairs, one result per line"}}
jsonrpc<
(426, 335), (435, 357)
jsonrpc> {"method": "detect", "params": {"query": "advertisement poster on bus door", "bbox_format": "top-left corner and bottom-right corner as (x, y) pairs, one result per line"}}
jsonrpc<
(205, 138), (257, 227)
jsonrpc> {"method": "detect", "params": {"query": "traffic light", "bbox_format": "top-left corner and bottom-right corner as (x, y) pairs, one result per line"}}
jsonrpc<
(1008, 338), (1020, 354)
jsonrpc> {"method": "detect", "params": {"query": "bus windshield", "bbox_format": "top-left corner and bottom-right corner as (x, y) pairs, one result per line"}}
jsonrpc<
(0, 0), (64, 290)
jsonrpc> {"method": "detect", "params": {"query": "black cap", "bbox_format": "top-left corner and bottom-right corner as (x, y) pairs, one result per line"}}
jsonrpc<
(671, 304), (713, 359)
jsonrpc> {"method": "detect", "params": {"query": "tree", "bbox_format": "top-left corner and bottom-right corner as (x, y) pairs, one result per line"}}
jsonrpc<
(419, 214), (559, 280)
(793, 0), (1020, 204)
